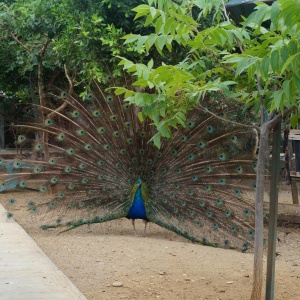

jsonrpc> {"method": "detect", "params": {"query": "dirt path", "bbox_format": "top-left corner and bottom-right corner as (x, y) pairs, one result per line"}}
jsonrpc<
(1, 190), (300, 300)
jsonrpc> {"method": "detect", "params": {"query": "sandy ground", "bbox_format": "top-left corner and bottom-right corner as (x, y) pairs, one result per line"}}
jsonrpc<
(1, 188), (300, 300)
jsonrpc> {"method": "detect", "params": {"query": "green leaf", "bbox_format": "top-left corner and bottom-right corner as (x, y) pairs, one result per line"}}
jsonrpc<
(235, 57), (260, 77)
(132, 4), (150, 20)
(152, 133), (161, 148)
(123, 34), (140, 44)
(290, 114), (298, 128)
(147, 59), (154, 70)
(155, 35), (166, 54)
(273, 90), (283, 109)
(138, 111), (145, 122)
(281, 52), (300, 74)
(136, 36), (148, 50)
(282, 80), (291, 99)
(270, 50), (279, 73)
(261, 56), (269, 78)
(145, 33), (157, 51)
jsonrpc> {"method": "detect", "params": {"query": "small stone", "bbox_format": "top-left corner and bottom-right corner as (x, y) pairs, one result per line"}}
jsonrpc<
(112, 281), (123, 287)
(159, 271), (165, 275)
(227, 281), (233, 284)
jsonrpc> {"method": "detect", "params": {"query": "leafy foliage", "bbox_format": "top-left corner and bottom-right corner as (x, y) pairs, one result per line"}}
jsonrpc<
(0, 0), (146, 105)
(116, 0), (300, 146)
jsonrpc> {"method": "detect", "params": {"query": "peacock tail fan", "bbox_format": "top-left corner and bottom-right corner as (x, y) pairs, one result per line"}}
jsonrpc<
(0, 84), (258, 252)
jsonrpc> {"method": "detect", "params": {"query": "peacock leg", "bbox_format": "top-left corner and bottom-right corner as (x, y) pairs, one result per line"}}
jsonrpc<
(131, 219), (138, 236)
(143, 220), (148, 236)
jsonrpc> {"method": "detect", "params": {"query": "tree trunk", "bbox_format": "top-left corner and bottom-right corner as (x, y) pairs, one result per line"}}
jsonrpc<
(250, 123), (268, 300)
(37, 38), (50, 161)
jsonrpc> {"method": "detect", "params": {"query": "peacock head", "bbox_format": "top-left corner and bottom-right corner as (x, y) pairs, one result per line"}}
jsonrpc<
(136, 177), (142, 185)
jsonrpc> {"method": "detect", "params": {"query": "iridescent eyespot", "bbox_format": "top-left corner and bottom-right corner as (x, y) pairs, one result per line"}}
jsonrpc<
(207, 125), (213, 133)
(106, 95), (113, 103)
(50, 177), (58, 184)
(76, 129), (85, 136)
(85, 94), (93, 101)
(127, 138), (134, 144)
(218, 153), (226, 160)
(230, 136), (237, 143)
(33, 166), (41, 173)
(19, 181), (26, 188)
(40, 186), (47, 192)
(57, 133), (66, 141)
(199, 201), (205, 207)
(98, 160), (105, 166)
(205, 166), (212, 173)
(198, 141), (205, 148)
(187, 121), (195, 128)
(64, 166), (72, 173)
(72, 111), (80, 118)
(14, 161), (21, 168)
(231, 226), (237, 233)
(92, 110), (100, 117)
(84, 144), (92, 151)
(110, 115), (117, 121)
(49, 158), (56, 164)
(234, 189), (241, 196)
(192, 175), (198, 181)
(225, 210), (232, 217)
(66, 148), (75, 155)
(244, 209), (251, 217)
(18, 135), (26, 143)
(212, 222), (218, 229)
(219, 178), (226, 185)
(123, 104), (130, 110)
(204, 185), (211, 191)
(97, 127), (105, 134)
(187, 154), (195, 161)
(34, 144), (43, 151)
(236, 166), (243, 173)
(216, 199), (223, 206)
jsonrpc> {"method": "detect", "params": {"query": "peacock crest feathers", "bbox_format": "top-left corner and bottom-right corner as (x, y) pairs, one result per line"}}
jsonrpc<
(0, 84), (258, 251)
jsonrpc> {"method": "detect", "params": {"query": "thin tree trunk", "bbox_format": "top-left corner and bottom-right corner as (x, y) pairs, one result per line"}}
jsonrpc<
(37, 38), (50, 161)
(250, 123), (268, 300)
(250, 107), (295, 300)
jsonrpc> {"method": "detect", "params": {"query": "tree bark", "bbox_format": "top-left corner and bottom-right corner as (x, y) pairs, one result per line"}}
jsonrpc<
(250, 107), (295, 300)
(37, 38), (50, 161)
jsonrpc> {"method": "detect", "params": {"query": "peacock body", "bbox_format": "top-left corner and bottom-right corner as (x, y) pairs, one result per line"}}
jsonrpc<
(0, 85), (258, 251)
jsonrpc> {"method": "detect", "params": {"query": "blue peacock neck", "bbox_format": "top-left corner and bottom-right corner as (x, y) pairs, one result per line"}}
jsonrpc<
(127, 179), (147, 220)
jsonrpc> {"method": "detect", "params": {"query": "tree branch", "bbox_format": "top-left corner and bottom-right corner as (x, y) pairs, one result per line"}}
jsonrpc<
(47, 64), (74, 119)
(9, 32), (33, 53)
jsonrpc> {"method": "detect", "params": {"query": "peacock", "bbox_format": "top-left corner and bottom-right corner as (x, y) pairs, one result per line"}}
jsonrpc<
(0, 83), (258, 252)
